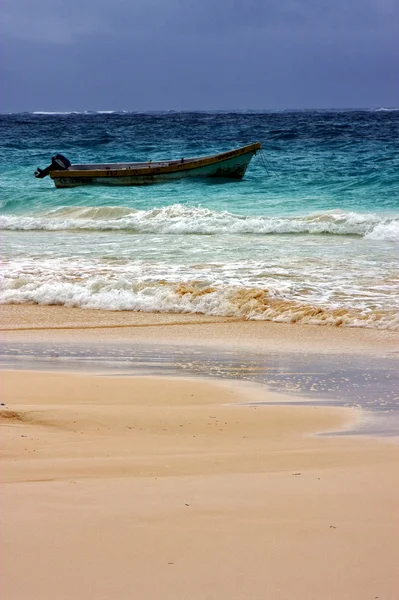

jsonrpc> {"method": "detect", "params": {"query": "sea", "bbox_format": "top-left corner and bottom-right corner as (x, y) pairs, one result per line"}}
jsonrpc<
(1, 110), (398, 330)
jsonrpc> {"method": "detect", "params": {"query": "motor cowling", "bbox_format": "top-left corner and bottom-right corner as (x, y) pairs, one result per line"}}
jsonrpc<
(35, 154), (71, 178)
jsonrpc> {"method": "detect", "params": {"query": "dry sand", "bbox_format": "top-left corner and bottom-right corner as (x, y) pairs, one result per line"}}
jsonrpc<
(2, 369), (399, 600)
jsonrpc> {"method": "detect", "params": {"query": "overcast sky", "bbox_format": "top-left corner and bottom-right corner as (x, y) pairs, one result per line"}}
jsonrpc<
(1, 0), (398, 112)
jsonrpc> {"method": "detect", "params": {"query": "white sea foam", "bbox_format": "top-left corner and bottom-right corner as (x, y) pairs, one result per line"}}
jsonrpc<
(1, 255), (398, 330)
(32, 111), (80, 115)
(1, 277), (398, 330)
(1, 205), (398, 241)
(31, 110), (127, 115)
(2, 205), (397, 330)
(364, 220), (399, 243)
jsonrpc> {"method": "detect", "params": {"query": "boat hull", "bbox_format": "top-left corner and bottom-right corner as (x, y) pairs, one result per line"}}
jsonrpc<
(50, 143), (260, 188)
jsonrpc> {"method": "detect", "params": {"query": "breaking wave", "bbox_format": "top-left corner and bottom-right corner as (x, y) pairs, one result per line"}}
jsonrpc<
(32, 111), (81, 115)
(31, 110), (128, 116)
(1, 205), (398, 241)
(1, 277), (398, 330)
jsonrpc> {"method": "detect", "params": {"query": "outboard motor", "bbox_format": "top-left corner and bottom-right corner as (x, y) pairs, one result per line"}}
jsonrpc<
(34, 154), (71, 178)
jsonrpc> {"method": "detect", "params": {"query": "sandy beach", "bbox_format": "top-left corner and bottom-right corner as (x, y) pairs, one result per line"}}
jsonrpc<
(2, 304), (399, 354)
(2, 10), (399, 599)
(1, 305), (399, 599)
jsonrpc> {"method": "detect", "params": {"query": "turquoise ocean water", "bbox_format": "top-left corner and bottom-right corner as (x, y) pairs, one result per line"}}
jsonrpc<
(1, 110), (398, 329)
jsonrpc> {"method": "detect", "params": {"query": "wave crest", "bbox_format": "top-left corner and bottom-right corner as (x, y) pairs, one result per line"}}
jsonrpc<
(1, 279), (397, 330)
(1, 205), (398, 241)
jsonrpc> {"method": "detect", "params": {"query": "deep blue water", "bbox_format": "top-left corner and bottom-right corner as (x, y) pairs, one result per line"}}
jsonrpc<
(1, 109), (399, 214)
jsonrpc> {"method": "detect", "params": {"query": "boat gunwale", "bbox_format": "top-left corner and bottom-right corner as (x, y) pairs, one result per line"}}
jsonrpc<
(49, 142), (261, 179)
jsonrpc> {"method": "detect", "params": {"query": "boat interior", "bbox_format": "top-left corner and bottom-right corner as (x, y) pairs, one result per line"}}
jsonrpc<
(70, 157), (203, 170)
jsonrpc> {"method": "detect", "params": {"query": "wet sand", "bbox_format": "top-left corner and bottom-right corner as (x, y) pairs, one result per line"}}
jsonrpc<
(1, 305), (399, 598)
(2, 368), (399, 600)
(1, 304), (399, 355)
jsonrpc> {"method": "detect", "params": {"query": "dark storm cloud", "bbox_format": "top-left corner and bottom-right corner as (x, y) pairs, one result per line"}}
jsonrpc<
(1, 0), (398, 111)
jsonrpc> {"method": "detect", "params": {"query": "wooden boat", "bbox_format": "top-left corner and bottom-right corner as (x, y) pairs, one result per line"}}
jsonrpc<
(34, 142), (261, 188)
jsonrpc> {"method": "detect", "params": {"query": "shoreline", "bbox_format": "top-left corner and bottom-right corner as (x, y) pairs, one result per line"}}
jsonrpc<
(2, 305), (399, 598)
(2, 303), (399, 438)
(1, 304), (398, 356)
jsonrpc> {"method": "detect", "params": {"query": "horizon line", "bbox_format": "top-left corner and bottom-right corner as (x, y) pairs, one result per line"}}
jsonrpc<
(1, 107), (399, 115)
